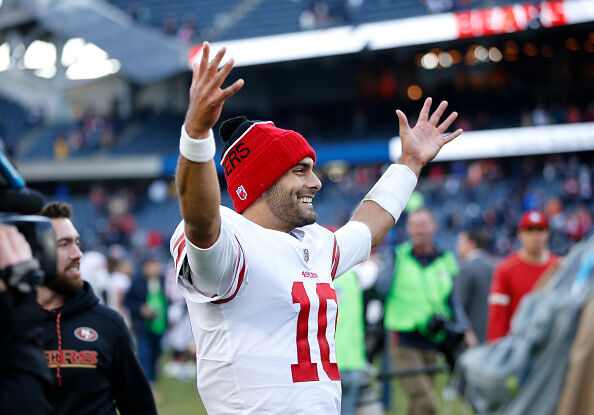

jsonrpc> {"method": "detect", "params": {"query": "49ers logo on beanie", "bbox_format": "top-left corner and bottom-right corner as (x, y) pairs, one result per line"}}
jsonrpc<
(219, 116), (316, 213)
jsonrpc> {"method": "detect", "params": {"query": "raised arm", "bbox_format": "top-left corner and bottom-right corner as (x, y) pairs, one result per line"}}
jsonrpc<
(177, 42), (244, 248)
(351, 98), (462, 247)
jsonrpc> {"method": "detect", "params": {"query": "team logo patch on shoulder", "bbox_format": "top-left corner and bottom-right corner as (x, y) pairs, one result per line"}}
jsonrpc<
(74, 327), (99, 342)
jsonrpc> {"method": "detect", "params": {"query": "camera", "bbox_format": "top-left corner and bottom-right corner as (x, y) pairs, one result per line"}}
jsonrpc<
(0, 150), (56, 293)
(426, 314), (467, 370)
(0, 215), (56, 293)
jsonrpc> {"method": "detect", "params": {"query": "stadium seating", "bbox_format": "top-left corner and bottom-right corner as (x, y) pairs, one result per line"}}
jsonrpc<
(17, 122), (76, 160)
(111, 112), (182, 155)
(0, 96), (31, 155)
(106, 0), (522, 42)
(56, 152), (592, 263)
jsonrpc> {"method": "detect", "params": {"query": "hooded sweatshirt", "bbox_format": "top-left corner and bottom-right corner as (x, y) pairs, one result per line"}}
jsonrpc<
(35, 282), (157, 415)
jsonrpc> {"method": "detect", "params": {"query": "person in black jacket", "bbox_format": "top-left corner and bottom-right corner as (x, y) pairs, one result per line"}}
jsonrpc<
(0, 224), (53, 415)
(35, 201), (157, 415)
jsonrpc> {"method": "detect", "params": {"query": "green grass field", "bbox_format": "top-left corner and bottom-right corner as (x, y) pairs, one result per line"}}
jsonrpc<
(155, 370), (473, 415)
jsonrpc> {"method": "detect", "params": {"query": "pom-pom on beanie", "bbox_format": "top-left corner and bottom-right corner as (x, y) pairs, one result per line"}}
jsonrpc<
(219, 116), (316, 213)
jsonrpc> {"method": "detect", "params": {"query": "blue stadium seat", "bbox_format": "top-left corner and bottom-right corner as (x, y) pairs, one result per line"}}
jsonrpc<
(0, 96), (31, 155)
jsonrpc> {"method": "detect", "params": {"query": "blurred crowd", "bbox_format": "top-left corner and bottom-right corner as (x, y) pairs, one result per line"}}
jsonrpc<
(53, 108), (121, 160)
(80, 245), (196, 391)
(48, 152), (592, 258)
(324, 153), (592, 256)
(40, 99), (594, 161)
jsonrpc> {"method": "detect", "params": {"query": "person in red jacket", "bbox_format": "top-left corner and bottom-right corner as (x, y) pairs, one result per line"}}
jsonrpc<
(487, 210), (560, 342)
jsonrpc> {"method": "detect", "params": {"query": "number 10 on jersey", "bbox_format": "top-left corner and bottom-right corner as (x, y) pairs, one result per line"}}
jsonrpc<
(291, 281), (340, 383)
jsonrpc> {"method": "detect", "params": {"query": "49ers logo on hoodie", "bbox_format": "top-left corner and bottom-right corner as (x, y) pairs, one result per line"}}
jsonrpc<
(74, 327), (99, 342)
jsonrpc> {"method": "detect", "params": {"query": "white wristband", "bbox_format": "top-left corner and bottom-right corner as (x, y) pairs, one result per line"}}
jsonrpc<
(179, 124), (216, 163)
(363, 164), (418, 222)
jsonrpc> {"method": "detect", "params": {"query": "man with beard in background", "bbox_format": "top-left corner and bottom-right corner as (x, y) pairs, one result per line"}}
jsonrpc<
(35, 201), (157, 415)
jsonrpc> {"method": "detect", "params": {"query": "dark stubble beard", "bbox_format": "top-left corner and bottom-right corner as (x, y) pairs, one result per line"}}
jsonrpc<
(265, 181), (317, 230)
(47, 266), (84, 297)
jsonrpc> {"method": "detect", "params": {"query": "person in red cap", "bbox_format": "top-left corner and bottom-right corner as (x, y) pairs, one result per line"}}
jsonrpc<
(170, 42), (463, 414)
(486, 210), (561, 342)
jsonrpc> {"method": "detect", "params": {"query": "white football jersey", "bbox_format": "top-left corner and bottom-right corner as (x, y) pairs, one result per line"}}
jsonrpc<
(170, 206), (371, 414)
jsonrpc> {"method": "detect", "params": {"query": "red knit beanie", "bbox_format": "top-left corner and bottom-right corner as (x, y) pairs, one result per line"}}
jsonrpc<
(219, 117), (316, 213)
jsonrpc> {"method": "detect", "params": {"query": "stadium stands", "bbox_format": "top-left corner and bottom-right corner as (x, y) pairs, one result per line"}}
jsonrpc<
(112, 112), (182, 155)
(52, 152), (591, 264)
(0, 95), (32, 156)
(106, 0), (522, 42)
(10, 97), (592, 162)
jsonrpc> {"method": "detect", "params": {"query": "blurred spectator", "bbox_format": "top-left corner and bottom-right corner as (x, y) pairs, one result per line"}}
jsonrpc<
(163, 14), (177, 35)
(27, 105), (44, 126)
(455, 227), (496, 343)
(532, 103), (552, 126)
(422, 0), (454, 14)
(106, 249), (134, 326)
(66, 128), (84, 153)
(80, 250), (110, 304)
(335, 258), (384, 415)
(378, 69), (397, 101)
(162, 264), (195, 382)
(487, 210), (561, 342)
(124, 255), (168, 389)
(551, 102), (566, 124)
(454, 115), (473, 132)
(564, 206), (592, 242)
(299, 0), (333, 30)
(383, 208), (475, 415)
(128, 2), (151, 24)
(53, 136), (69, 161)
(334, 0), (353, 25)
(565, 104), (582, 123)
(177, 15), (197, 43)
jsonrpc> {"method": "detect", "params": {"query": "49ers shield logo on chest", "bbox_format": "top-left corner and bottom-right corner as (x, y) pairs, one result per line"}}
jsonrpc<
(236, 185), (247, 200)
(74, 327), (99, 342)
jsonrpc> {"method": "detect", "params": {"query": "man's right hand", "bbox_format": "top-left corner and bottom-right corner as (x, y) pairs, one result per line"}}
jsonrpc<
(0, 225), (33, 271)
(184, 42), (244, 139)
(0, 225), (34, 292)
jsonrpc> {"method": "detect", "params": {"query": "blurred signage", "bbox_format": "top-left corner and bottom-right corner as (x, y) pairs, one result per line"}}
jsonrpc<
(456, 1), (567, 38)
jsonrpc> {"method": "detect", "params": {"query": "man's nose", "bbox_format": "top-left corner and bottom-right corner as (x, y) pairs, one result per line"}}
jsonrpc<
(70, 245), (83, 260)
(308, 171), (322, 191)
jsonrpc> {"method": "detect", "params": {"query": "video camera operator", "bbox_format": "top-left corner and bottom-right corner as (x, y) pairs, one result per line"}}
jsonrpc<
(0, 224), (53, 414)
(0, 150), (55, 414)
(1, 151), (156, 414)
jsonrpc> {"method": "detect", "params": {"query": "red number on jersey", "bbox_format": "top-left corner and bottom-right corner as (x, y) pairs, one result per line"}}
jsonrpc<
(291, 281), (340, 383)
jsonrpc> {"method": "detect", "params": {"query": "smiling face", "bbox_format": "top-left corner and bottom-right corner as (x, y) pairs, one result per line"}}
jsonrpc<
(48, 217), (83, 296)
(265, 157), (322, 232)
